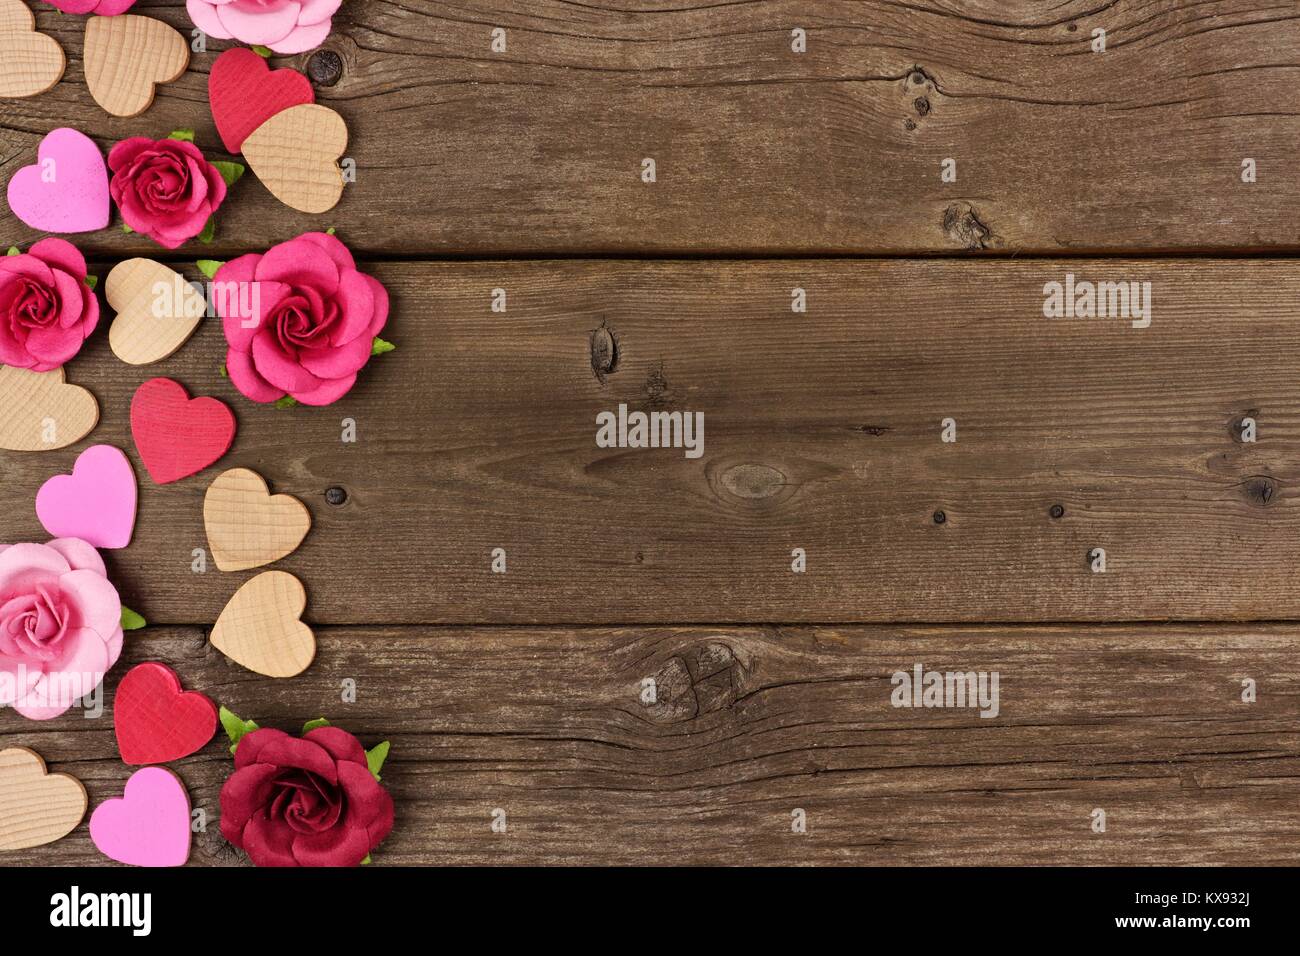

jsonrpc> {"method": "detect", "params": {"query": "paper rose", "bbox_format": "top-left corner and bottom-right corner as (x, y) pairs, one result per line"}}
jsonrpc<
(44, 0), (137, 14)
(0, 539), (124, 721)
(0, 240), (99, 373)
(220, 721), (395, 867)
(186, 0), (340, 55)
(109, 136), (232, 249)
(216, 232), (390, 406)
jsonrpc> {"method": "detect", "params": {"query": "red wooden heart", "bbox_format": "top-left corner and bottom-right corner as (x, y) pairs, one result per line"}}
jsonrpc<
(209, 48), (315, 154)
(114, 663), (218, 766)
(130, 378), (236, 484)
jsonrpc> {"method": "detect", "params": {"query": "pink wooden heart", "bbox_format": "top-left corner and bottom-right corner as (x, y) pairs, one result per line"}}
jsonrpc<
(6, 128), (110, 234)
(89, 767), (191, 867)
(35, 444), (137, 549)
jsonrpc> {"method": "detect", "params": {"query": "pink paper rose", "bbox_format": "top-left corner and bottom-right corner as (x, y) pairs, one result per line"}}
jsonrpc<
(187, 0), (340, 55)
(44, 0), (136, 14)
(109, 137), (229, 249)
(217, 232), (389, 406)
(0, 539), (124, 721)
(0, 239), (99, 373)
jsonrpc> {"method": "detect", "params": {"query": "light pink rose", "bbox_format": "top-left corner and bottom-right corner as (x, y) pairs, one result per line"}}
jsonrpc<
(44, 0), (137, 14)
(186, 0), (341, 55)
(0, 539), (123, 721)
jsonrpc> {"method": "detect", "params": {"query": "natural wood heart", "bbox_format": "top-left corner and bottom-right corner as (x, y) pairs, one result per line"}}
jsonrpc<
(0, 747), (87, 851)
(83, 15), (188, 118)
(210, 571), (315, 678)
(0, 365), (99, 452)
(243, 103), (348, 214)
(204, 468), (311, 572)
(0, 0), (65, 99)
(107, 259), (207, 365)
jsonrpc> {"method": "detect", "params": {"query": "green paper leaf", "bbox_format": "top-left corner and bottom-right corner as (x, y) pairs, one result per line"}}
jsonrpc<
(365, 741), (390, 782)
(6, 246), (19, 256)
(198, 217), (216, 244)
(121, 224), (133, 234)
(371, 337), (396, 356)
(167, 129), (195, 142)
(210, 161), (246, 187)
(196, 259), (224, 280)
(325, 227), (336, 236)
(85, 275), (98, 292)
(219, 706), (260, 755)
(120, 606), (146, 630)
(274, 396), (298, 409)
(360, 854), (372, 865)
(219, 363), (228, 378)
(302, 717), (330, 733)
(252, 45), (273, 58)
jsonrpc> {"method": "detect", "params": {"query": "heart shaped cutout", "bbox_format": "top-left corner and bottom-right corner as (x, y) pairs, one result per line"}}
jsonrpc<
(107, 259), (207, 365)
(205, 468), (311, 572)
(244, 103), (348, 214)
(0, 365), (99, 452)
(6, 127), (110, 234)
(211, 570), (315, 678)
(0, 747), (87, 851)
(89, 767), (190, 867)
(114, 663), (217, 765)
(36, 444), (137, 549)
(130, 377), (235, 484)
(83, 15), (188, 118)
(209, 47), (314, 154)
(0, 0), (65, 99)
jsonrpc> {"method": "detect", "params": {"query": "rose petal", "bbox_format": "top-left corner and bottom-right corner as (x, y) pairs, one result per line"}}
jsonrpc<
(291, 372), (356, 406)
(337, 760), (394, 832)
(297, 0), (340, 27)
(216, 0), (303, 46)
(226, 347), (288, 403)
(242, 812), (300, 866)
(296, 232), (355, 272)
(0, 543), (69, 598)
(219, 763), (281, 838)
(57, 568), (122, 640)
(291, 824), (371, 867)
(267, 19), (334, 55)
(28, 239), (86, 280)
(186, 0), (235, 38)
(256, 238), (339, 292)
(303, 726), (369, 768)
(252, 333), (323, 393)
(233, 728), (293, 769)
(298, 331), (372, 380)
(242, 733), (338, 783)
(45, 538), (107, 577)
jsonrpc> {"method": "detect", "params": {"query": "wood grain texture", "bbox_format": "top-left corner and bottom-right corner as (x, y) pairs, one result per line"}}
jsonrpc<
(106, 258), (207, 365)
(82, 14), (188, 118)
(242, 103), (347, 214)
(204, 467), (311, 572)
(1, 625), (1296, 865)
(0, 259), (1295, 625)
(3, 0), (1299, 256)
(210, 570), (315, 677)
(0, 365), (99, 451)
(0, 748), (87, 852)
(0, 0), (64, 100)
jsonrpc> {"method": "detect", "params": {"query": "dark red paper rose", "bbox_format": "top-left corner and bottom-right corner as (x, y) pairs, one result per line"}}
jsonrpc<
(108, 137), (228, 249)
(219, 726), (394, 867)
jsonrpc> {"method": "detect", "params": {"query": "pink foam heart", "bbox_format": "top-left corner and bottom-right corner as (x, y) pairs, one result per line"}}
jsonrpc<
(35, 445), (137, 549)
(89, 767), (191, 867)
(6, 128), (110, 234)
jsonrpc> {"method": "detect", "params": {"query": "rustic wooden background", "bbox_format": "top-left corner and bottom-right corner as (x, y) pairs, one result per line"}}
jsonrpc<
(2, 0), (1299, 865)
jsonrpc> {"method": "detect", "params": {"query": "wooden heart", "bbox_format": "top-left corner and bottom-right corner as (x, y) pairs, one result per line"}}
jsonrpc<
(0, 0), (65, 99)
(107, 259), (207, 365)
(209, 47), (314, 154)
(83, 15), (188, 118)
(0, 747), (87, 851)
(210, 571), (315, 678)
(243, 103), (348, 214)
(0, 365), (99, 452)
(204, 468), (311, 572)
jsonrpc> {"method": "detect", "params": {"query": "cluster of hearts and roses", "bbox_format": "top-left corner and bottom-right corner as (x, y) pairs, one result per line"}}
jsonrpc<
(0, 1), (396, 868)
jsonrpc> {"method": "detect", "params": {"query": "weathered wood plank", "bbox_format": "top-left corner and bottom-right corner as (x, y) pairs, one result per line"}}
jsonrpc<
(2, 259), (1296, 625)
(2, 625), (1297, 866)
(3, 0), (1299, 256)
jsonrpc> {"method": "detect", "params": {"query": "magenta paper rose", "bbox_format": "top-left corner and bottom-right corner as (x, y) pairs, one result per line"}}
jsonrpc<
(0, 239), (99, 373)
(217, 232), (390, 406)
(44, 0), (136, 14)
(187, 0), (340, 55)
(109, 137), (230, 249)
(0, 539), (123, 721)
